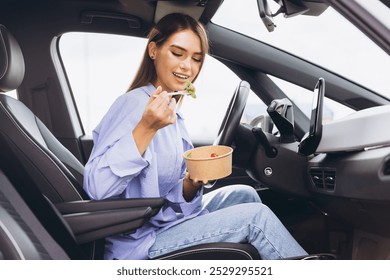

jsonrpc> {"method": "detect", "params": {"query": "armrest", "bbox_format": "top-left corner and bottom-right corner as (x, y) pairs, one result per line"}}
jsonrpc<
(55, 197), (165, 216)
(63, 206), (152, 244)
(55, 198), (165, 244)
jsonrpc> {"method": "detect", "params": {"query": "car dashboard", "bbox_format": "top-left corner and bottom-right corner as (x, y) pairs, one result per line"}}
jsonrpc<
(309, 104), (390, 201)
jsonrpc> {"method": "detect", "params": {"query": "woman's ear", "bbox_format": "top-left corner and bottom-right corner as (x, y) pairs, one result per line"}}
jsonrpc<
(148, 41), (157, 60)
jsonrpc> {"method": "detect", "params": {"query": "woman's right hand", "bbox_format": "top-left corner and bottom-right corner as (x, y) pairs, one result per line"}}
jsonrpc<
(133, 86), (177, 155)
(140, 86), (177, 131)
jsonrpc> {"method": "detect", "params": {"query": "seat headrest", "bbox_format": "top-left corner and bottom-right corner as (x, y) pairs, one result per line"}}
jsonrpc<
(0, 25), (25, 92)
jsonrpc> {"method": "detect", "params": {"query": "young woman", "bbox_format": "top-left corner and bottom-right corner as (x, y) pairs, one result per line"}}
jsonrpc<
(83, 13), (307, 260)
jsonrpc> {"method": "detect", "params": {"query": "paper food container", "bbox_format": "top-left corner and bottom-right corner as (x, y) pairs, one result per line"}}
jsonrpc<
(183, 145), (233, 181)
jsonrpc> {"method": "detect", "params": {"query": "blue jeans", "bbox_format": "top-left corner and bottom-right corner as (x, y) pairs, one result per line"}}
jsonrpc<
(148, 185), (308, 259)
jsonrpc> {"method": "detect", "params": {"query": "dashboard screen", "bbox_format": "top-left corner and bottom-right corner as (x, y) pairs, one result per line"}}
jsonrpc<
(298, 77), (325, 155)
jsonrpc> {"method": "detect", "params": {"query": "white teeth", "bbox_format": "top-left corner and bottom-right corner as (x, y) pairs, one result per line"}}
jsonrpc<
(173, 72), (189, 79)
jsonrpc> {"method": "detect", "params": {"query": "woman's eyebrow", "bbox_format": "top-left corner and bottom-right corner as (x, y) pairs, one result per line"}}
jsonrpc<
(170, 44), (203, 55)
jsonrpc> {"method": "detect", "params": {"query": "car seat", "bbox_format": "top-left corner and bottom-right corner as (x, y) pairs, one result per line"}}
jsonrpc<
(0, 169), (70, 260)
(0, 24), (260, 260)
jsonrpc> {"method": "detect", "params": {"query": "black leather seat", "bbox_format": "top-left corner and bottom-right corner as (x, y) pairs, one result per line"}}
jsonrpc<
(0, 24), (260, 260)
(0, 169), (71, 260)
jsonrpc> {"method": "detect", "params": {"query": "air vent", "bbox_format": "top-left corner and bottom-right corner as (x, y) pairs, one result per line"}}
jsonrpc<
(309, 168), (336, 191)
(310, 169), (324, 189)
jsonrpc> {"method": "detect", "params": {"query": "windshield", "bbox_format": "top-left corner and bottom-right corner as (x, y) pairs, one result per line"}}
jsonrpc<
(212, 0), (390, 98)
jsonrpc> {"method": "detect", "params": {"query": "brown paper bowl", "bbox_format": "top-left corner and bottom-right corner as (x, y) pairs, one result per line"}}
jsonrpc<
(183, 145), (233, 181)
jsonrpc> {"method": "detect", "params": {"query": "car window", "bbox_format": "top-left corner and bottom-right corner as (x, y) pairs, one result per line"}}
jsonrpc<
(269, 76), (354, 123)
(212, 0), (390, 99)
(59, 32), (265, 143)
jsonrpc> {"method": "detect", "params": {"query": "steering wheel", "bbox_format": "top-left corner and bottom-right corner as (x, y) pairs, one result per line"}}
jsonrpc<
(214, 80), (250, 146)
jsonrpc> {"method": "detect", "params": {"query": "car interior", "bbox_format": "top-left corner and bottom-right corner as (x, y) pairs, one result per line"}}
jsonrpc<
(0, 0), (390, 260)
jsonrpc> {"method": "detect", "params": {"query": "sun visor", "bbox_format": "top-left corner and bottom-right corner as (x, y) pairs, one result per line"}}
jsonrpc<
(154, 1), (205, 23)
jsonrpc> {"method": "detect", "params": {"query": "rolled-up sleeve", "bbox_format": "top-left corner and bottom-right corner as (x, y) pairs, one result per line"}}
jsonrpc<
(105, 132), (151, 177)
(84, 132), (152, 200)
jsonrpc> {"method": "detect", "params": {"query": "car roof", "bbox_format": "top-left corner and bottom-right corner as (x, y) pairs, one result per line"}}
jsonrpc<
(0, 0), (223, 38)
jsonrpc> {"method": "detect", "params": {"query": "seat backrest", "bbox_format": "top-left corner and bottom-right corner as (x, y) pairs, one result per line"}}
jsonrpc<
(0, 25), (24, 92)
(0, 24), (88, 203)
(0, 24), (102, 259)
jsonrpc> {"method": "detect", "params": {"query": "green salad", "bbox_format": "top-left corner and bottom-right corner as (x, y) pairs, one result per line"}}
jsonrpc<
(184, 81), (196, 99)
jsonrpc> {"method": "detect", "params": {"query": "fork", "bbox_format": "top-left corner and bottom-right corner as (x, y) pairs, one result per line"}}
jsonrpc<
(166, 91), (189, 97)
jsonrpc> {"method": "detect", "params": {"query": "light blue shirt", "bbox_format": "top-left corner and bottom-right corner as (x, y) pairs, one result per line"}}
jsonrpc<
(83, 83), (206, 260)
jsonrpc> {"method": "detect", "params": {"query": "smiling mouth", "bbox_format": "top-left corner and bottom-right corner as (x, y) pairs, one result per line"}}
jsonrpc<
(173, 72), (189, 79)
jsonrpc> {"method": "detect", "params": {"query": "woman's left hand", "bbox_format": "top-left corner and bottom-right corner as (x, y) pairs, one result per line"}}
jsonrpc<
(183, 172), (206, 202)
(184, 172), (208, 188)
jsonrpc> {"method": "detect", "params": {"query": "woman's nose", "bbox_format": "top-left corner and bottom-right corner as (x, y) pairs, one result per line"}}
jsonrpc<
(180, 58), (191, 69)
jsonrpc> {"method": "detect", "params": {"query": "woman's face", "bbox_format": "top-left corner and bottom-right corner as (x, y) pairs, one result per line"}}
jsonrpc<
(149, 29), (203, 92)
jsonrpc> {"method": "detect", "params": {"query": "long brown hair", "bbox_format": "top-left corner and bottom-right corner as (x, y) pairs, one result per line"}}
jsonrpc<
(128, 13), (209, 91)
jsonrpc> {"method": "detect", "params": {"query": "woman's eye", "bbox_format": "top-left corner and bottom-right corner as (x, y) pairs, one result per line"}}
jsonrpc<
(172, 51), (182, 57)
(192, 57), (202, 63)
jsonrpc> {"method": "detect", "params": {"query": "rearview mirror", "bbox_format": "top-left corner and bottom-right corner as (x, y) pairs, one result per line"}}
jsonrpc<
(257, 0), (276, 32)
(257, 0), (329, 32)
